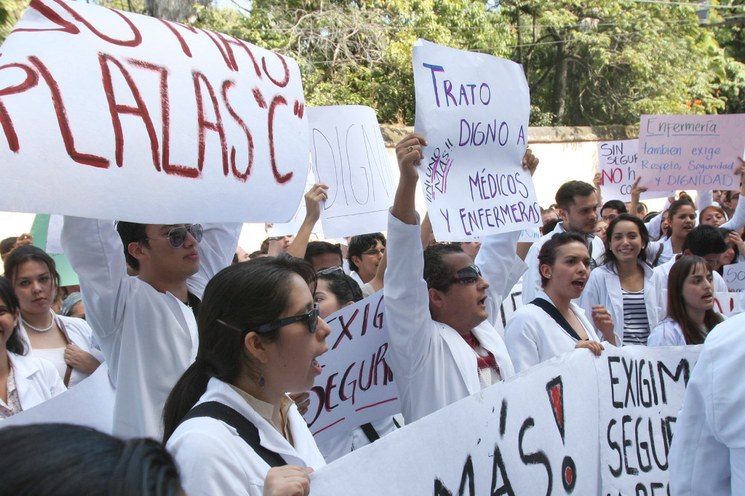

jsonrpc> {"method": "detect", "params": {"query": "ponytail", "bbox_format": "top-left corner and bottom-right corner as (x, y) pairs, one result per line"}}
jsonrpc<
(162, 361), (211, 443)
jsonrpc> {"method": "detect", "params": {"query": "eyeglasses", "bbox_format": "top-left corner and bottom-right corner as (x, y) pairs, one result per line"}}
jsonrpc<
(317, 266), (359, 298)
(219, 303), (320, 336)
(144, 224), (203, 248)
(450, 264), (483, 285)
(362, 248), (385, 256)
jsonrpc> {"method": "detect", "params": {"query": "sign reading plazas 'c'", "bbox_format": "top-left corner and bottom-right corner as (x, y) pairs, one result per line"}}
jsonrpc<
(0, 0), (308, 223)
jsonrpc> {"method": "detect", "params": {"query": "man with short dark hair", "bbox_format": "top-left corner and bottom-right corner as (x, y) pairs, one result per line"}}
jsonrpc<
(385, 133), (535, 423)
(62, 217), (240, 438)
(600, 200), (627, 222)
(304, 241), (343, 272)
(522, 180), (604, 304)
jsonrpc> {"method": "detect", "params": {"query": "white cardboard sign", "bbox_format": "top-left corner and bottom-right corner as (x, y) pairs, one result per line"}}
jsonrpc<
(0, 0), (308, 223)
(412, 40), (540, 241)
(723, 262), (745, 292)
(303, 291), (400, 443)
(308, 106), (395, 238)
(637, 114), (745, 192)
(598, 139), (670, 201)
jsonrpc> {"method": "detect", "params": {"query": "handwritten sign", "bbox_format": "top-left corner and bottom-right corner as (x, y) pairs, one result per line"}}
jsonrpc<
(303, 291), (400, 443)
(723, 262), (745, 292)
(638, 114), (745, 192)
(713, 291), (744, 317)
(311, 346), (700, 495)
(0, 0), (308, 223)
(308, 106), (395, 238)
(599, 346), (700, 496)
(412, 40), (540, 241)
(598, 139), (669, 201)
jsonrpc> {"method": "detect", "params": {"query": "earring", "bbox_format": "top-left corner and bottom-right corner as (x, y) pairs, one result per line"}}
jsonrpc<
(258, 370), (266, 388)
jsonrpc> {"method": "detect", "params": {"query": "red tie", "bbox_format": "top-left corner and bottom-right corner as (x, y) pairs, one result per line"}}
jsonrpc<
(462, 332), (498, 372)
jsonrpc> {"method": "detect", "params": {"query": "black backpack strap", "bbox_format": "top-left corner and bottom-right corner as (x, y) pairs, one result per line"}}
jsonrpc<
(360, 422), (380, 443)
(182, 401), (288, 468)
(530, 298), (582, 342)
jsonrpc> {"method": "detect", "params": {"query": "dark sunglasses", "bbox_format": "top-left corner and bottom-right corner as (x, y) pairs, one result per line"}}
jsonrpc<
(451, 264), (483, 285)
(218, 303), (320, 335)
(317, 266), (358, 298)
(145, 224), (203, 248)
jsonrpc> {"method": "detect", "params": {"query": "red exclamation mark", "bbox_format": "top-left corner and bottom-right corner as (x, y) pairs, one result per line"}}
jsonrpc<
(546, 376), (577, 493)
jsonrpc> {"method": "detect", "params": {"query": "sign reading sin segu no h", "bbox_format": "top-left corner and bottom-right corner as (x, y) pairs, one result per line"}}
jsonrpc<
(0, 0), (308, 223)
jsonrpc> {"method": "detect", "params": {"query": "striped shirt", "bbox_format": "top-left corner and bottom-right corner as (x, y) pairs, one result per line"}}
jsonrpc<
(622, 288), (650, 345)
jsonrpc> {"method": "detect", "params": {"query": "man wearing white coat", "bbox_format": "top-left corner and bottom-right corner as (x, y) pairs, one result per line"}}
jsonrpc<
(385, 133), (534, 424)
(62, 218), (240, 438)
(669, 313), (745, 495)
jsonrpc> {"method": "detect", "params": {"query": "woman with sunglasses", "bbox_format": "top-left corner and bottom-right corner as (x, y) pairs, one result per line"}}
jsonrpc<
(163, 256), (330, 496)
(3, 245), (102, 388)
(505, 232), (610, 373)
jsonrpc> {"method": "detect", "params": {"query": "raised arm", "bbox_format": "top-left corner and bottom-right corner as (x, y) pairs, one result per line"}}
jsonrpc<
(286, 183), (329, 259)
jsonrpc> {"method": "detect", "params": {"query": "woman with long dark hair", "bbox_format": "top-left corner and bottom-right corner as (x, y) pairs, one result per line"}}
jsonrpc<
(4, 245), (101, 387)
(0, 276), (65, 419)
(580, 214), (655, 345)
(648, 255), (724, 346)
(163, 257), (330, 496)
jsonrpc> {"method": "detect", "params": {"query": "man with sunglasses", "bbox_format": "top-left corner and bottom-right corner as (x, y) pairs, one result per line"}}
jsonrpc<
(386, 133), (537, 424)
(61, 217), (240, 438)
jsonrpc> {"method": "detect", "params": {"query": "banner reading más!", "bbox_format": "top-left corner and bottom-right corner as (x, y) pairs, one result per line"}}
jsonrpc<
(0, 0), (308, 223)
(311, 345), (701, 495)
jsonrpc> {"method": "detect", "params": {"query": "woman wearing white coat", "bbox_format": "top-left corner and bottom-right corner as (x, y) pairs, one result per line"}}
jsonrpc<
(580, 214), (656, 345)
(505, 232), (612, 373)
(164, 257), (330, 496)
(648, 255), (724, 346)
(4, 245), (101, 387)
(0, 277), (65, 419)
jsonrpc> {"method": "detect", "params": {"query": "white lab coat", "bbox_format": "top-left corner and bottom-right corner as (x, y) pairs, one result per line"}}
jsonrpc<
(647, 318), (686, 347)
(17, 314), (103, 387)
(384, 213), (516, 424)
(522, 222), (605, 305)
(7, 352), (66, 411)
(578, 261), (655, 345)
(669, 314), (745, 495)
(167, 378), (325, 496)
(315, 416), (398, 463)
(504, 292), (600, 374)
(647, 255), (728, 328)
(61, 217), (240, 438)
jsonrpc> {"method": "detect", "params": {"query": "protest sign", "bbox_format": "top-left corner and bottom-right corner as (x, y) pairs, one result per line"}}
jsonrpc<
(313, 350), (600, 494)
(598, 346), (700, 496)
(0, 0), (308, 223)
(308, 106), (395, 238)
(312, 346), (701, 495)
(637, 114), (745, 192)
(723, 261), (745, 292)
(713, 291), (744, 317)
(412, 40), (540, 241)
(303, 291), (400, 443)
(597, 139), (669, 201)
(0, 364), (115, 434)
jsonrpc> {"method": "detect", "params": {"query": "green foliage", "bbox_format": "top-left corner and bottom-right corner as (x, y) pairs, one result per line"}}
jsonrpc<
(1, 0), (741, 126)
(0, 0), (28, 42)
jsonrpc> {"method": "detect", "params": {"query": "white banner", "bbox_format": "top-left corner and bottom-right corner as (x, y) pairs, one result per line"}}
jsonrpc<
(598, 346), (700, 496)
(412, 40), (540, 241)
(308, 106), (395, 239)
(0, 0), (308, 223)
(723, 261), (745, 292)
(303, 291), (400, 443)
(312, 346), (701, 495)
(0, 363), (115, 434)
(598, 139), (669, 201)
(638, 114), (745, 192)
